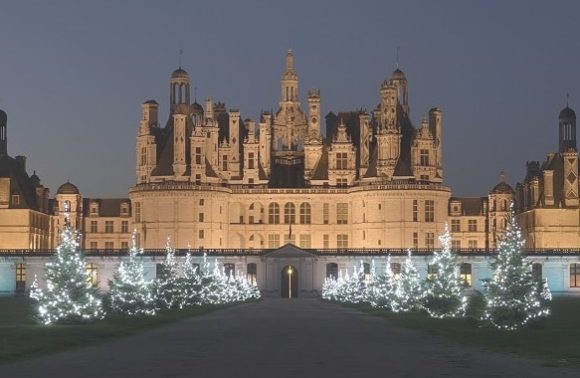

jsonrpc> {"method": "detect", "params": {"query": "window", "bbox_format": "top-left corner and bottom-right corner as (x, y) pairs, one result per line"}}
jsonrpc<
(121, 241), (128, 249)
(135, 202), (141, 223)
(424, 200), (434, 223)
(468, 219), (477, 232)
(195, 174), (201, 185)
(224, 263), (235, 278)
(337, 234), (348, 249)
(468, 240), (477, 249)
(571, 264), (580, 288)
(460, 263), (472, 287)
(15, 263), (25, 293)
(105, 221), (114, 233)
(222, 155), (228, 171)
(248, 152), (255, 169)
(413, 232), (419, 249)
(337, 203), (348, 224)
(140, 146), (147, 166)
(427, 264), (437, 280)
(420, 149), (429, 166)
(363, 263), (371, 283)
(199, 229), (204, 239)
(195, 147), (202, 165)
(323, 203), (329, 224)
(425, 232), (435, 249)
(420, 175), (429, 181)
(90, 241), (98, 249)
(90, 220), (98, 233)
(199, 213), (204, 222)
(86, 263), (98, 286)
(451, 219), (460, 232)
(199, 198), (205, 206)
(336, 152), (347, 169)
(532, 263), (542, 281)
(391, 263), (402, 278)
(299, 203), (311, 224)
(268, 234), (280, 248)
(299, 234), (311, 248)
(336, 178), (348, 187)
(105, 241), (114, 249)
(323, 234), (330, 248)
(326, 263), (338, 279)
(121, 221), (129, 233)
(412, 200), (418, 222)
(284, 233), (296, 245)
(284, 203), (296, 224)
(90, 205), (98, 214)
(247, 263), (257, 286)
(452, 240), (461, 250)
(268, 203), (280, 224)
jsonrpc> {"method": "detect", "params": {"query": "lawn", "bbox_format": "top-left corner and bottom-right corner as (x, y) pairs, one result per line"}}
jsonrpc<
(345, 296), (580, 369)
(0, 296), (231, 363)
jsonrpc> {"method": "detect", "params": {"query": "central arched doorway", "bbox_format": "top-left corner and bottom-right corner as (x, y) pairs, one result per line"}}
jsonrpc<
(281, 265), (298, 298)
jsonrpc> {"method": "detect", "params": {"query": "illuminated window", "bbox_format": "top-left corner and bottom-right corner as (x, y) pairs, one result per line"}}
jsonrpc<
(451, 219), (460, 232)
(299, 203), (311, 224)
(268, 203), (280, 224)
(326, 263), (338, 279)
(570, 264), (580, 288)
(284, 203), (296, 224)
(460, 263), (472, 287)
(15, 263), (25, 293)
(424, 200), (434, 222)
(363, 263), (371, 283)
(337, 234), (348, 249)
(86, 263), (98, 286)
(337, 203), (348, 224)
(247, 263), (257, 286)
(532, 263), (542, 281)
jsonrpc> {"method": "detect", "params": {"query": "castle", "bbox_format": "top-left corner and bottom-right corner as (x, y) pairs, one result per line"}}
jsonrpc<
(0, 51), (578, 252)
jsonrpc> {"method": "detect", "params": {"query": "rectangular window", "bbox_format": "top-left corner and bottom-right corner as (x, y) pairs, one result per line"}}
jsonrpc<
(195, 147), (202, 165)
(121, 221), (129, 233)
(323, 234), (330, 248)
(323, 203), (329, 224)
(412, 200), (418, 222)
(425, 232), (434, 249)
(135, 202), (141, 223)
(268, 234), (280, 249)
(451, 219), (460, 232)
(222, 155), (228, 171)
(299, 234), (311, 248)
(16, 263), (25, 287)
(420, 149), (429, 166)
(199, 229), (204, 239)
(195, 174), (201, 185)
(248, 152), (255, 169)
(337, 203), (348, 224)
(140, 147), (147, 166)
(336, 178), (348, 187)
(199, 213), (204, 222)
(532, 263), (542, 281)
(570, 264), (580, 288)
(451, 240), (461, 250)
(425, 200), (434, 223)
(90, 220), (98, 233)
(12, 194), (20, 205)
(468, 240), (477, 249)
(336, 152), (348, 170)
(121, 241), (128, 250)
(90, 241), (98, 249)
(420, 174), (429, 181)
(284, 234), (296, 245)
(199, 198), (205, 206)
(105, 241), (114, 249)
(337, 234), (348, 249)
(413, 232), (418, 249)
(460, 264), (472, 287)
(468, 219), (477, 232)
(105, 221), (114, 233)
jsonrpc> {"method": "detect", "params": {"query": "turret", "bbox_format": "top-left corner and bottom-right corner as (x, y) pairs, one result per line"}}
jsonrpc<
(429, 107), (443, 180)
(172, 114), (187, 177)
(170, 67), (190, 113)
(307, 89), (321, 138)
(559, 104), (576, 152)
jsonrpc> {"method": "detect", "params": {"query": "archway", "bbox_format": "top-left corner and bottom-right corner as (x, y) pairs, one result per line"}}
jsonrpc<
(281, 265), (298, 298)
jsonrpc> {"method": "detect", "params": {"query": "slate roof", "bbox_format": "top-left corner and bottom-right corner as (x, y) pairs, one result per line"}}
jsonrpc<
(449, 197), (486, 216)
(0, 154), (40, 210)
(83, 198), (131, 217)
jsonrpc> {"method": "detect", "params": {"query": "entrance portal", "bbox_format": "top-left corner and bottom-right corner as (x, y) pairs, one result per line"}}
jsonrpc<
(281, 265), (298, 298)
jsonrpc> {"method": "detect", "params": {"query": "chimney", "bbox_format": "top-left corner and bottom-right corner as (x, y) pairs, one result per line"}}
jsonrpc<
(15, 155), (26, 171)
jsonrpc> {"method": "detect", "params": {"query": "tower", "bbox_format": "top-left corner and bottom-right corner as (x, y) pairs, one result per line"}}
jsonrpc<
(559, 103), (577, 153)
(170, 67), (190, 114)
(136, 100), (158, 184)
(429, 107), (443, 180)
(0, 109), (6, 157)
(307, 89), (321, 138)
(389, 68), (409, 114)
(281, 50), (298, 104)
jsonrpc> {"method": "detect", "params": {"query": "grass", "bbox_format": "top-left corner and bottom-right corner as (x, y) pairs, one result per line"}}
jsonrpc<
(343, 296), (580, 369)
(0, 296), (233, 363)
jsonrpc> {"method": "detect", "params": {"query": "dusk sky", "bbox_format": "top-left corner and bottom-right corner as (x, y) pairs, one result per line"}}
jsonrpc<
(1, 0), (579, 197)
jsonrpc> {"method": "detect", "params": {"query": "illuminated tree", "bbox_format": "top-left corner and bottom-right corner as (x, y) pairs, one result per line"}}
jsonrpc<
(29, 220), (104, 325)
(424, 224), (467, 318)
(367, 256), (398, 311)
(482, 206), (551, 330)
(178, 253), (202, 308)
(395, 250), (424, 312)
(154, 238), (181, 309)
(108, 232), (156, 316)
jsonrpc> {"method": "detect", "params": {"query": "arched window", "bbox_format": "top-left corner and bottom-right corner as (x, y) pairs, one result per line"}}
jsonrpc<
(532, 263), (542, 281)
(224, 263), (235, 278)
(247, 263), (257, 286)
(268, 203), (280, 224)
(326, 263), (338, 279)
(299, 203), (311, 224)
(86, 263), (98, 286)
(390, 263), (402, 278)
(284, 203), (296, 224)
(459, 263), (472, 287)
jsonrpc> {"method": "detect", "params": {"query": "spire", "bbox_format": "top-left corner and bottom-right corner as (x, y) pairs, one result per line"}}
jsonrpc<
(286, 49), (294, 71)
(500, 170), (506, 183)
(178, 49), (183, 68)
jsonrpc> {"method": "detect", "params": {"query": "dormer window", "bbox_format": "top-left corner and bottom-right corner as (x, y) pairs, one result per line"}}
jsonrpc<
(90, 202), (99, 216)
(11, 194), (20, 206)
(121, 203), (129, 216)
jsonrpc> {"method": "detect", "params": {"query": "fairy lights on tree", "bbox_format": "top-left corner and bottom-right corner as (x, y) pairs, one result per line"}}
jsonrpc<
(394, 250), (424, 312)
(178, 252), (202, 308)
(424, 224), (467, 318)
(367, 256), (398, 311)
(482, 204), (551, 330)
(154, 238), (181, 310)
(29, 217), (104, 325)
